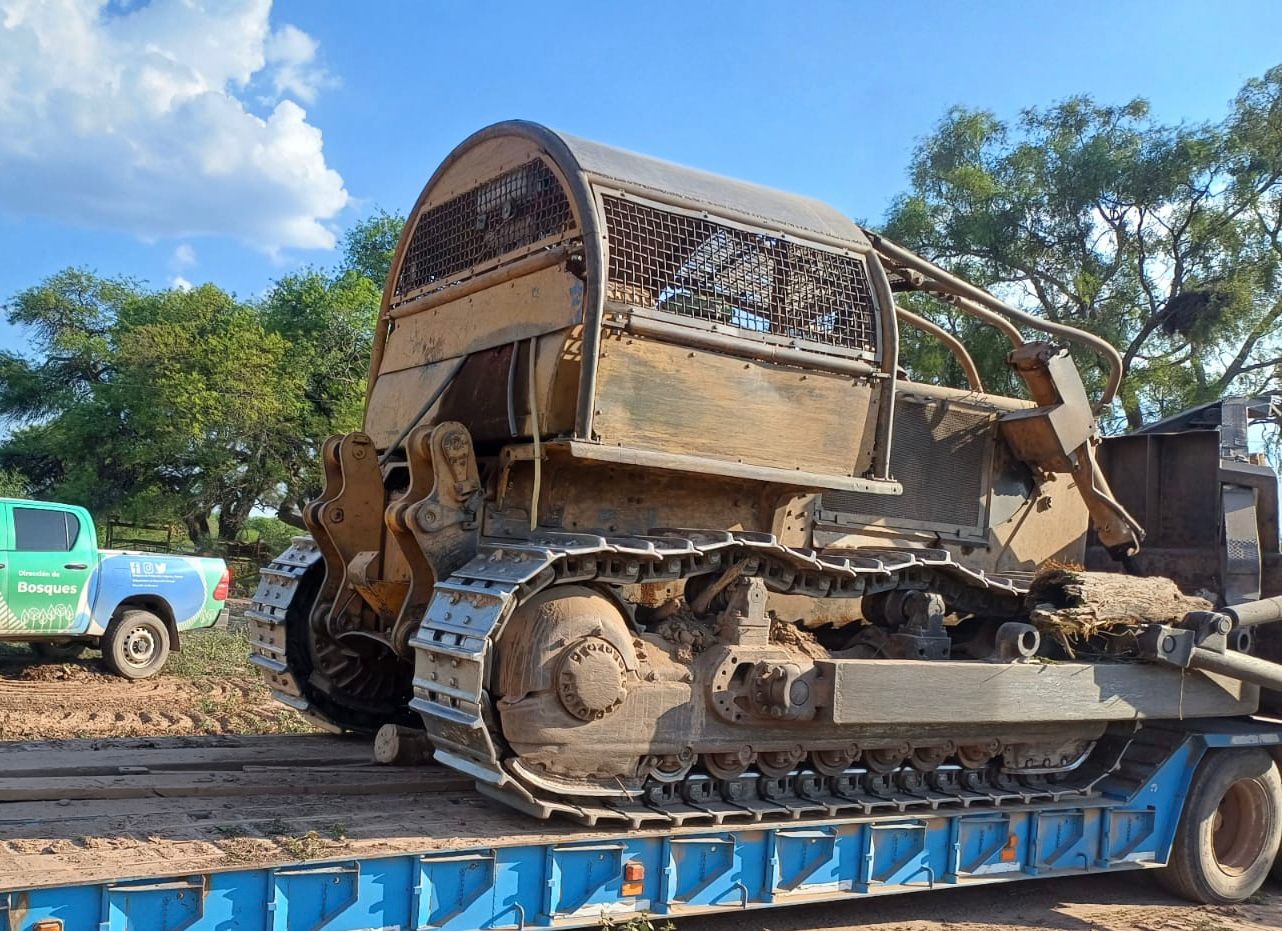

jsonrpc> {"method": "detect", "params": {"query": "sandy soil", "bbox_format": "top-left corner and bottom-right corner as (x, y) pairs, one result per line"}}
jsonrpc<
(677, 872), (1282, 931)
(0, 637), (311, 741)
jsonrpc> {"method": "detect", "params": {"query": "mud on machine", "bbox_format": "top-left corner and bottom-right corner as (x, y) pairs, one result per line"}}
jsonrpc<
(247, 121), (1282, 903)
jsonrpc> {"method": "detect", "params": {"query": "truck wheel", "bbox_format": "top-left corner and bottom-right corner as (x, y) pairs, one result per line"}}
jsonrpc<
(32, 641), (87, 661)
(102, 610), (171, 680)
(1157, 748), (1282, 903)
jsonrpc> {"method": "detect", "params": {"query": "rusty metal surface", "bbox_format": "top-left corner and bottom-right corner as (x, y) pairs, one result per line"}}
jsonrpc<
(820, 395), (995, 536)
(251, 120), (1265, 827)
(601, 195), (879, 355)
(394, 158), (574, 301)
(552, 125), (872, 248)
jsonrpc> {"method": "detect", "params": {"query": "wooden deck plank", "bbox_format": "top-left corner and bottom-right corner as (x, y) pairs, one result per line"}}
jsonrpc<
(0, 766), (465, 801)
(0, 735), (603, 891)
(0, 734), (374, 776)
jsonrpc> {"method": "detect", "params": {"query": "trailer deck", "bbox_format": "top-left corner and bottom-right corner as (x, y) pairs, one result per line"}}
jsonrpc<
(0, 735), (610, 891)
(0, 722), (1278, 930)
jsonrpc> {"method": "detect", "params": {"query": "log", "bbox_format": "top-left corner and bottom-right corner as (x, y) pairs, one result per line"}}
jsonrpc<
(373, 724), (434, 767)
(1026, 567), (1212, 655)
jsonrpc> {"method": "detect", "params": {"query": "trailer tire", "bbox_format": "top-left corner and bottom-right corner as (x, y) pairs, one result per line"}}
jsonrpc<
(1157, 748), (1282, 904)
(102, 609), (170, 680)
(31, 641), (87, 661)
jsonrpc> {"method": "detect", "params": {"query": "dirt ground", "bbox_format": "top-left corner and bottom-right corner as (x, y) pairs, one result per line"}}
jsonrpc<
(676, 873), (1282, 931)
(0, 601), (313, 740)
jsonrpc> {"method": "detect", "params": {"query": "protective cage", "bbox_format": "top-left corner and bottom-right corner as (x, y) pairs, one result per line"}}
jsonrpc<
(380, 122), (894, 438)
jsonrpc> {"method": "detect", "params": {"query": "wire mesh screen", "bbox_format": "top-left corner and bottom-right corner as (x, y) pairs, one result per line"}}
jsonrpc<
(394, 159), (575, 299)
(603, 196), (878, 354)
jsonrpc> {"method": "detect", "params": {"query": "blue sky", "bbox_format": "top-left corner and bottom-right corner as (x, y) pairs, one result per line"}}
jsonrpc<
(2, 0), (1282, 352)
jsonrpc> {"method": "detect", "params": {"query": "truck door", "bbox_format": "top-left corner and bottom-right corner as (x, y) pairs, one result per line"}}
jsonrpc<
(4, 504), (95, 635)
(0, 502), (10, 631)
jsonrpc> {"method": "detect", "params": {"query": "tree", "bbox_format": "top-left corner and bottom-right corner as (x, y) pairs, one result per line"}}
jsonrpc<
(341, 209), (404, 285)
(0, 214), (399, 545)
(0, 277), (303, 545)
(258, 267), (381, 527)
(884, 66), (1282, 430)
(0, 467), (27, 498)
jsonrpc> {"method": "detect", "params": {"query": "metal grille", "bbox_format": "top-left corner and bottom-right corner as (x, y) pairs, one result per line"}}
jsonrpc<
(603, 196), (878, 354)
(395, 159), (575, 299)
(822, 399), (992, 531)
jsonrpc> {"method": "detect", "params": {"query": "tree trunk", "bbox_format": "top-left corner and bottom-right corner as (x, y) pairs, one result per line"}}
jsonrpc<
(1027, 567), (1211, 654)
(184, 511), (213, 551)
(276, 504), (307, 530)
(217, 509), (247, 543)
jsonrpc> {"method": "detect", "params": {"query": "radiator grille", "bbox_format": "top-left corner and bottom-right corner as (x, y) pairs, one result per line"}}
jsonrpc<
(603, 196), (878, 354)
(823, 400), (992, 530)
(395, 159), (575, 299)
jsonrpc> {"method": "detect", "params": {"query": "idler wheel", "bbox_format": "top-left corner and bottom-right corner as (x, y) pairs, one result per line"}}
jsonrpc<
(957, 740), (1001, 769)
(865, 744), (910, 773)
(704, 748), (755, 779)
(810, 747), (859, 776)
(757, 747), (806, 778)
(645, 750), (695, 783)
(556, 637), (627, 721)
(910, 743), (954, 773)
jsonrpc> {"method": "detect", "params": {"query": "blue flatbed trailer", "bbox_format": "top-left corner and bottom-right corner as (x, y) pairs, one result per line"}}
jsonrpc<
(1, 721), (1280, 931)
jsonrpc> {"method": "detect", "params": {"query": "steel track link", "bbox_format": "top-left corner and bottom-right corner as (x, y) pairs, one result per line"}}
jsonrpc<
(407, 529), (1106, 826)
(245, 537), (342, 731)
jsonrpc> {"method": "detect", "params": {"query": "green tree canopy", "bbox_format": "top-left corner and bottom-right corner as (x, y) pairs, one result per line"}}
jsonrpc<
(0, 212), (404, 547)
(884, 65), (1282, 430)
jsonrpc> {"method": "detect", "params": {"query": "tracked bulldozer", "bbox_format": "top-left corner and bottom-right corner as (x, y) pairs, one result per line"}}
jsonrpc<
(249, 121), (1277, 824)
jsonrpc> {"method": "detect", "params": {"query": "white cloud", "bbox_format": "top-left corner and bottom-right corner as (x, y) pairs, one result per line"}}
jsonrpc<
(265, 24), (333, 104)
(173, 243), (196, 266)
(170, 275), (192, 291)
(0, 0), (349, 253)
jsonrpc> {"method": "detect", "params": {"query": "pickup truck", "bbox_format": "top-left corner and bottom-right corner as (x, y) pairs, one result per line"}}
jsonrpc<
(0, 498), (229, 679)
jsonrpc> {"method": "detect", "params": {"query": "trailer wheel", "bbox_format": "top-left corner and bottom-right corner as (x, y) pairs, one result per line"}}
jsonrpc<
(31, 641), (87, 661)
(1157, 748), (1282, 903)
(102, 609), (171, 680)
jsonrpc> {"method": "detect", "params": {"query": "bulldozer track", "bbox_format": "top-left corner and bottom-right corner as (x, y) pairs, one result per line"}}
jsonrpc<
(248, 531), (1144, 827)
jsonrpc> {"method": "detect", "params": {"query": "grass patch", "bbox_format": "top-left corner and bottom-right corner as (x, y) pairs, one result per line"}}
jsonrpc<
(165, 627), (256, 678)
(277, 831), (327, 861)
(599, 915), (675, 931)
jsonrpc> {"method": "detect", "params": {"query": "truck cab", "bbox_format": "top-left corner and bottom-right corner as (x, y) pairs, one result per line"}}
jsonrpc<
(0, 498), (230, 678)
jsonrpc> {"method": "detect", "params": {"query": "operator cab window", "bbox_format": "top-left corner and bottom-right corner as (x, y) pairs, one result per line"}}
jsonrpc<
(13, 508), (80, 552)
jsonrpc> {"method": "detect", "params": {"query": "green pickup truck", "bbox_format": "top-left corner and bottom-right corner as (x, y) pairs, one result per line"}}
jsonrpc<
(0, 498), (230, 679)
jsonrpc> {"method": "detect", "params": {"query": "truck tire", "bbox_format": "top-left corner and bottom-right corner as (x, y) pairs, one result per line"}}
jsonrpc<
(1157, 748), (1282, 903)
(102, 609), (171, 680)
(31, 641), (87, 661)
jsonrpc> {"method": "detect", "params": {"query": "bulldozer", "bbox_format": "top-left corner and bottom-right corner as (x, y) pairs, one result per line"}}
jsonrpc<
(248, 121), (1277, 824)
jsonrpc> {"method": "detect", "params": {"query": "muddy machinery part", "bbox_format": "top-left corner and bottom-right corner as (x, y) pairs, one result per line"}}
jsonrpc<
(1087, 394), (1282, 713)
(248, 121), (1269, 825)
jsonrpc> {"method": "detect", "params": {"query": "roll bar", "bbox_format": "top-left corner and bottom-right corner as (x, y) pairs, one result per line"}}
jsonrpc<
(871, 235), (1124, 414)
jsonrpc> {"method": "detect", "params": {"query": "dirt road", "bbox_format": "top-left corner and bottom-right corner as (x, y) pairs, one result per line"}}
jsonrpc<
(0, 631), (311, 740)
(677, 873), (1282, 931)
